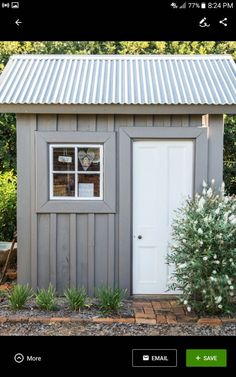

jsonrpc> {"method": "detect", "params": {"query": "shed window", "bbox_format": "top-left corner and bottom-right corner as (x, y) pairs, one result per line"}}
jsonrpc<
(50, 144), (103, 200)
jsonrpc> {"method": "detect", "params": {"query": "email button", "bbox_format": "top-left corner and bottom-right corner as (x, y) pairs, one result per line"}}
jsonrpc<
(132, 349), (177, 367)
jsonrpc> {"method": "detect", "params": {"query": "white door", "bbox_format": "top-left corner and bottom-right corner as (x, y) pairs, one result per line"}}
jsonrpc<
(133, 140), (194, 294)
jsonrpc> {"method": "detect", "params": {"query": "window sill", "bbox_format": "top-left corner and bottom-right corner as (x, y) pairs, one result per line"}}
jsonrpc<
(37, 200), (115, 214)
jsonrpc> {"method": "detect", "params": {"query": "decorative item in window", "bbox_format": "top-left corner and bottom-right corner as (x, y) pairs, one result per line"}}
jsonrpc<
(53, 148), (74, 171)
(78, 183), (94, 197)
(78, 150), (95, 171)
(78, 147), (100, 171)
(78, 174), (100, 197)
(58, 156), (72, 163)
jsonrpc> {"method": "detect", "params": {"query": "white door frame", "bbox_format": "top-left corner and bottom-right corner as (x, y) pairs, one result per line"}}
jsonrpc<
(118, 127), (208, 295)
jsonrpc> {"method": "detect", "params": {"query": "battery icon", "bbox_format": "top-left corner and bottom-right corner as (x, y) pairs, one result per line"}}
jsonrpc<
(201, 2), (206, 8)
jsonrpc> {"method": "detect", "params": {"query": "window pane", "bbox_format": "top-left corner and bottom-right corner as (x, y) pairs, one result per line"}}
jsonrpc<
(53, 148), (75, 171)
(78, 174), (100, 198)
(53, 174), (75, 197)
(78, 147), (100, 172)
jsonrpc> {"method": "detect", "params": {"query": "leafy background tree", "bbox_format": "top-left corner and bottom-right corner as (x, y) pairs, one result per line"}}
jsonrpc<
(224, 115), (236, 194)
(0, 41), (235, 239)
(0, 114), (16, 172)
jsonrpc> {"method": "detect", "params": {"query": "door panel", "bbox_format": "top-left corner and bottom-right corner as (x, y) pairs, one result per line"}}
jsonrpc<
(133, 140), (194, 294)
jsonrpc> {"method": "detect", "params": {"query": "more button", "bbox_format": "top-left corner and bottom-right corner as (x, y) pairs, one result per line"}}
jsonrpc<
(186, 349), (227, 367)
(132, 349), (177, 367)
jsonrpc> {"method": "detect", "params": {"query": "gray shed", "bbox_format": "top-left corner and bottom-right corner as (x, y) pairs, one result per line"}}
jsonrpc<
(0, 54), (235, 295)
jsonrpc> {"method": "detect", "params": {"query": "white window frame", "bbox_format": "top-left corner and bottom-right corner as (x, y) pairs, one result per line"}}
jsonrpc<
(49, 144), (103, 201)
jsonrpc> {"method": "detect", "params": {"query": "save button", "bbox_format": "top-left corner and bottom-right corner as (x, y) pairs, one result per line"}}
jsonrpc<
(186, 349), (227, 367)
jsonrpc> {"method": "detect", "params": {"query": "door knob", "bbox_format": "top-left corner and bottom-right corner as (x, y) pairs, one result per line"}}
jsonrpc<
(138, 235), (142, 240)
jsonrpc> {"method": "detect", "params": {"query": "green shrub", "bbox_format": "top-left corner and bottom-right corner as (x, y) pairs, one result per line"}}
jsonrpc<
(168, 181), (236, 315)
(224, 115), (236, 195)
(96, 286), (127, 314)
(64, 287), (87, 310)
(0, 170), (16, 241)
(35, 283), (57, 310)
(0, 113), (16, 173)
(8, 284), (33, 309)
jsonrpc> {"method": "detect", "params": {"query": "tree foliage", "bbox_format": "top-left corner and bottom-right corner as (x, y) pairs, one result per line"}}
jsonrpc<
(224, 116), (236, 194)
(0, 114), (16, 172)
(0, 171), (16, 241)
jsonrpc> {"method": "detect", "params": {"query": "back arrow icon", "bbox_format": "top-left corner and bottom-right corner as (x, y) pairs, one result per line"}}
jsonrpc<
(15, 19), (22, 26)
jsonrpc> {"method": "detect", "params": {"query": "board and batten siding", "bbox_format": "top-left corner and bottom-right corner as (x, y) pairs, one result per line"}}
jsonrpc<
(17, 113), (223, 293)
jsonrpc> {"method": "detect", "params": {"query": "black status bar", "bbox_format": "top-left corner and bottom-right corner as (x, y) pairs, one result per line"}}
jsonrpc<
(0, 1), (235, 40)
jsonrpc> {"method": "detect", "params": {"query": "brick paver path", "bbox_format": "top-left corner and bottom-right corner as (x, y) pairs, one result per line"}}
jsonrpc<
(132, 300), (230, 325)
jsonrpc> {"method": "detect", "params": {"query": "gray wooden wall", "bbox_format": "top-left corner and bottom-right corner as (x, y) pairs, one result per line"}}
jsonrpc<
(17, 113), (223, 294)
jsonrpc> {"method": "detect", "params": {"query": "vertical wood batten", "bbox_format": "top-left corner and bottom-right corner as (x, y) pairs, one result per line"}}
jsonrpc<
(95, 215), (108, 287)
(29, 115), (38, 289)
(57, 215), (70, 293)
(182, 115), (190, 127)
(134, 115), (153, 127)
(78, 115), (96, 131)
(69, 214), (77, 287)
(37, 214), (50, 288)
(154, 115), (168, 127)
(17, 114), (36, 285)
(208, 115), (224, 189)
(49, 214), (57, 287)
(37, 114), (57, 131)
(107, 115), (115, 131)
(58, 114), (77, 131)
(96, 115), (109, 131)
(195, 129), (208, 193)
(118, 130), (131, 294)
(108, 214), (115, 288)
(114, 215), (119, 288)
(114, 123), (119, 288)
(171, 115), (182, 127)
(37, 115), (57, 289)
(190, 115), (202, 127)
(115, 115), (133, 130)
(146, 115), (154, 127)
(88, 214), (95, 295)
(77, 215), (88, 289)
(154, 115), (163, 127)
(163, 115), (171, 127)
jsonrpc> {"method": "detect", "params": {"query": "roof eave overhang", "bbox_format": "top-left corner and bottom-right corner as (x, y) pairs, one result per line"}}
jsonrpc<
(0, 104), (235, 115)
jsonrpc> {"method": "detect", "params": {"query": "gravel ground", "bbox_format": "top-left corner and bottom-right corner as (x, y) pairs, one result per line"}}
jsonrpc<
(1, 322), (236, 336)
(0, 297), (133, 319)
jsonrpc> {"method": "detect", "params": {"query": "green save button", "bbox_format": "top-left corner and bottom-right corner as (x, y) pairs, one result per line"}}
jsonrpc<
(186, 349), (227, 367)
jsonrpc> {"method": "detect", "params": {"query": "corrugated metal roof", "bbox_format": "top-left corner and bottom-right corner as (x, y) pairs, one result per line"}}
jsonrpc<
(0, 54), (235, 105)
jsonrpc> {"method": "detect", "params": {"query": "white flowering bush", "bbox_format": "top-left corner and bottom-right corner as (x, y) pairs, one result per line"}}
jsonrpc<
(168, 181), (236, 315)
